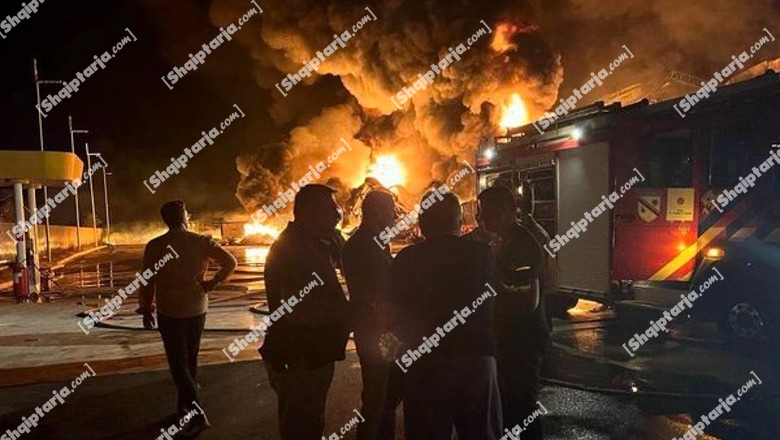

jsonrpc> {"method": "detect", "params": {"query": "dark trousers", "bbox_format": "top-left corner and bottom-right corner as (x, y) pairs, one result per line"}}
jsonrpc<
(158, 313), (206, 415)
(495, 320), (548, 440)
(403, 356), (502, 440)
(265, 361), (334, 440)
(355, 330), (403, 440)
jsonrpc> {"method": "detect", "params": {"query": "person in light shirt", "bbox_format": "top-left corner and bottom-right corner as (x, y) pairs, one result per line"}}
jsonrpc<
(137, 200), (237, 437)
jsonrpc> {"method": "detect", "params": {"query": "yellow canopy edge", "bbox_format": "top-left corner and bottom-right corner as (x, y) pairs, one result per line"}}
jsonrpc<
(0, 151), (84, 187)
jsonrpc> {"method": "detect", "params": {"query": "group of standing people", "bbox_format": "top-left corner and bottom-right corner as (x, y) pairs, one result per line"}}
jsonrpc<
(136, 182), (553, 440)
(261, 183), (553, 440)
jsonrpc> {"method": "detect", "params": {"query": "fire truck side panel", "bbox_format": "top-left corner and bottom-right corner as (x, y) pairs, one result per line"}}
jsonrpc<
(611, 125), (698, 283)
(478, 73), (780, 336)
(556, 142), (611, 296)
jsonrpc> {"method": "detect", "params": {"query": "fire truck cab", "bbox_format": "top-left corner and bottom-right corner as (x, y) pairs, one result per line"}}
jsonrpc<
(475, 71), (780, 341)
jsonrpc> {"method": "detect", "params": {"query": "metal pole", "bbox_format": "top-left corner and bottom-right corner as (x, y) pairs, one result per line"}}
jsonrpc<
(68, 116), (88, 251)
(26, 186), (41, 294)
(13, 183), (27, 267)
(33, 59), (51, 263)
(101, 166), (111, 244)
(85, 142), (98, 247)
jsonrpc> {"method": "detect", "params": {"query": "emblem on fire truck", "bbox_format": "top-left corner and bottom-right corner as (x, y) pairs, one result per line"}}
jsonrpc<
(637, 195), (661, 223)
(700, 190), (717, 217)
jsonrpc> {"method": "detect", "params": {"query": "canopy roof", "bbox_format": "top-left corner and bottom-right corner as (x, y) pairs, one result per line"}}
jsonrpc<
(0, 151), (83, 187)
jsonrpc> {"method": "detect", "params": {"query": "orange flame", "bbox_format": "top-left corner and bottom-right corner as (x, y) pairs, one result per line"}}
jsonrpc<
(244, 217), (282, 239)
(368, 155), (406, 188)
(499, 93), (529, 129)
(490, 23), (519, 53)
(490, 21), (539, 54)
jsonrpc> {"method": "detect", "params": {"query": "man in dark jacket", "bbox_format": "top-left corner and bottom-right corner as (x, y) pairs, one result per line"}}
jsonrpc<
(472, 186), (549, 439)
(343, 190), (403, 440)
(259, 184), (351, 440)
(388, 189), (501, 440)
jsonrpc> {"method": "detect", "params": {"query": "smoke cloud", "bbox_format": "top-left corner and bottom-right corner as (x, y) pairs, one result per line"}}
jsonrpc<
(210, 0), (563, 217)
(212, 0), (779, 220)
(535, 0), (780, 103)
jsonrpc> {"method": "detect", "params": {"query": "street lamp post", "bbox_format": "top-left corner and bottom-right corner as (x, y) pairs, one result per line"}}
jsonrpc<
(84, 142), (98, 247)
(89, 152), (111, 245)
(33, 58), (62, 263)
(103, 169), (111, 244)
(68, 116), (89, 251)
(26, 186), (40, 294)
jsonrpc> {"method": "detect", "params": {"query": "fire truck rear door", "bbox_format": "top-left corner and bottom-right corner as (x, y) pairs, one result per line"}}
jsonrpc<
(557, 142), (611, 297)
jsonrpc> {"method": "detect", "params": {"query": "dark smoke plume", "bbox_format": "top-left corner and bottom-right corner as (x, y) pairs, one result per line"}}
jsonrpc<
(211, 0), (563, 216)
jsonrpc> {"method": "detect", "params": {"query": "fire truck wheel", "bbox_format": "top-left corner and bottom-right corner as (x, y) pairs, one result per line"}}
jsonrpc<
(718, 301), (767, 342)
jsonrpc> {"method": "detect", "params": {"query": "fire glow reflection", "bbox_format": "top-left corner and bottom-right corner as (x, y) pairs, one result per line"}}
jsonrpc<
(244, 246), (270, 265)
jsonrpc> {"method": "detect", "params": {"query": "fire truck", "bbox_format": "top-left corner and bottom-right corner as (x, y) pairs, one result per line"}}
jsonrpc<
(475, 70), (780, 341)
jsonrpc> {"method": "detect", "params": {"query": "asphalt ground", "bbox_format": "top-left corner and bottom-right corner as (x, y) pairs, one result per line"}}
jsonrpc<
(0, 245), (778, 439)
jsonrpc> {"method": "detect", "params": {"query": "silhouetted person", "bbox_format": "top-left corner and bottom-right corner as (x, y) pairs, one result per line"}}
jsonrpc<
(259, 184), (351, 440)
(470, 186), (549, 439)
(137, 200), (237, 437)
(516, 192), (557, 334)
(343, 190), (403, 440)
(388, 190), (501, 440)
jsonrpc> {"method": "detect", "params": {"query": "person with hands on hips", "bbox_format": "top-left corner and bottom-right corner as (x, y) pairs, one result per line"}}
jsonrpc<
(136, 200), (237, 438)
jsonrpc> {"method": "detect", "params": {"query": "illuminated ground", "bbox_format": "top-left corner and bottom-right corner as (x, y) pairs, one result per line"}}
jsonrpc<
(0, 245), (777, 439)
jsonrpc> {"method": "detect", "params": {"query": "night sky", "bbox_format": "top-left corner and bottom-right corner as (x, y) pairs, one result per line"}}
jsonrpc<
(0, 0), (276, 225)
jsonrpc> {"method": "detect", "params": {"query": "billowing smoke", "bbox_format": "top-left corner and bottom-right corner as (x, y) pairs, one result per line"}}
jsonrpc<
(235, 144), (287, 216)
(212, 0), (564, 217)
(534, 0), (780, 103)
(217, 0), (780, 221)
(142, 0), (780, 224)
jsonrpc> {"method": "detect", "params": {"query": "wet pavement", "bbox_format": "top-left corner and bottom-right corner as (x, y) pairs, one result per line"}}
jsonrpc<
(0, 245), (777, 439)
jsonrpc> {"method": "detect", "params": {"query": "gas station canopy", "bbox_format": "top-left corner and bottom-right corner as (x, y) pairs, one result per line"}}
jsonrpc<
(0, 151), (85, 301)
(0, 151), (84, 187)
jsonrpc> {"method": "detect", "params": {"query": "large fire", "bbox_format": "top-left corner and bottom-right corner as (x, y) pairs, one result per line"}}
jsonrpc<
(241, 221), (279, 265)
(367, 155), (406, 188)
(499, 93), (529, 129)
(242, 155), (407, 241)
(243, 221), (281, 239)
